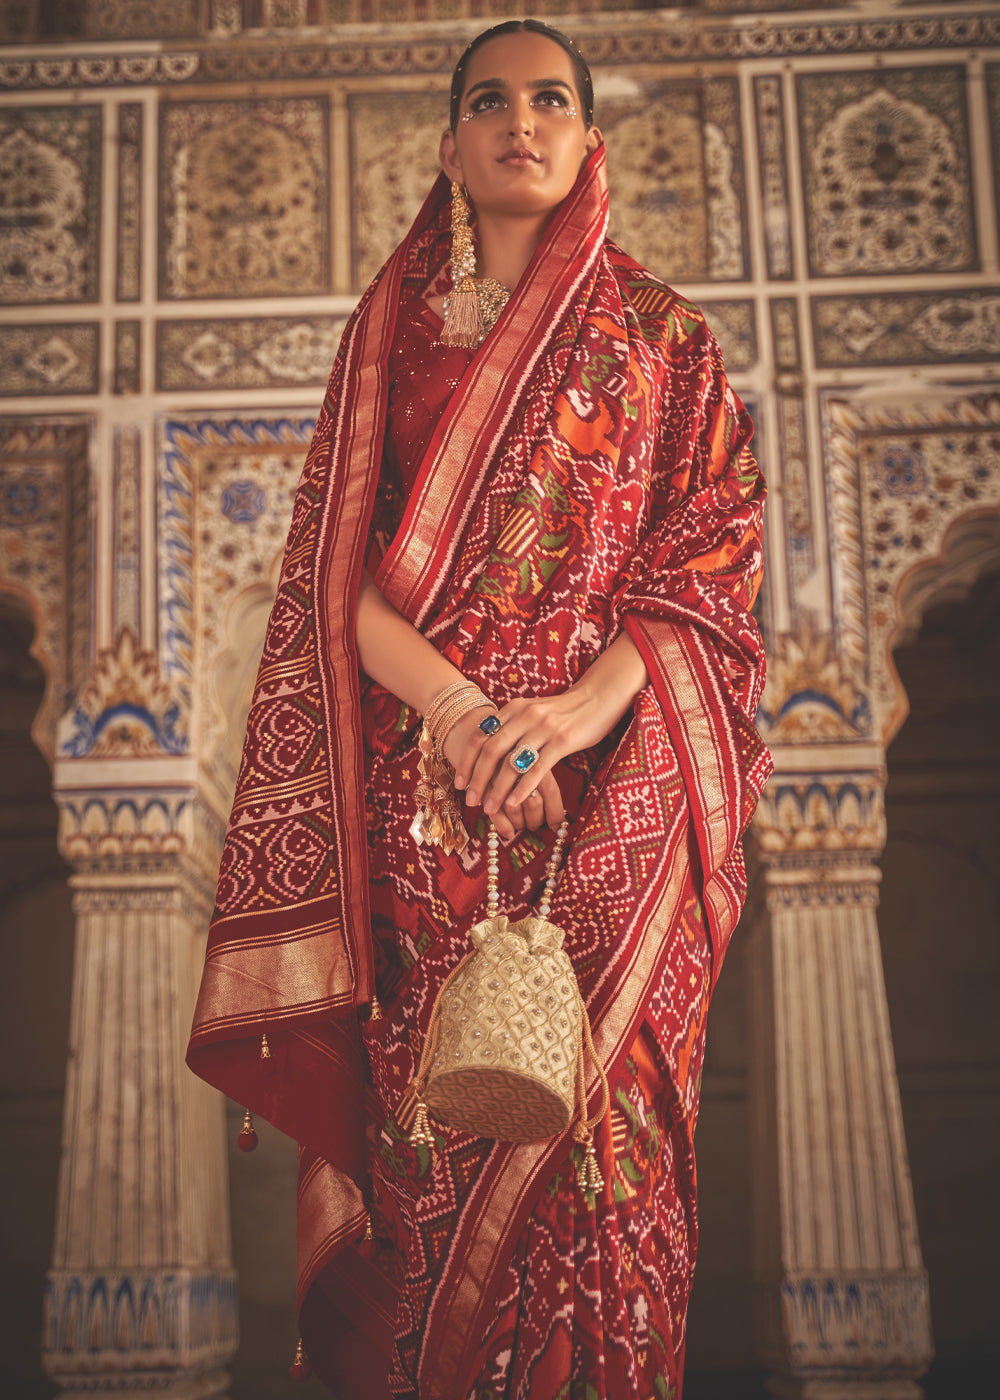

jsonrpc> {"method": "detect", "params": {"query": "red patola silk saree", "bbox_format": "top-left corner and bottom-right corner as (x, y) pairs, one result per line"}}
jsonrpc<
(188, 147), (771, 1400)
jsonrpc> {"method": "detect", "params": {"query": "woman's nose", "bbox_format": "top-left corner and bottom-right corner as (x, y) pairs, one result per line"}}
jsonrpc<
(508, 97), (534, 136)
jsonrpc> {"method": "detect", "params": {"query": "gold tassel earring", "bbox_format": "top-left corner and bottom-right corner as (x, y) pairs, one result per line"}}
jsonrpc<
(440, 182), (509, 348)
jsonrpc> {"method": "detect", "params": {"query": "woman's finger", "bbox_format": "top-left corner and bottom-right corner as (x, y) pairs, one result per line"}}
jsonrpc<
(490, 804), (521, 843)
(483, 738), (549, 816)
(537, 772), (566, 830)
(515, 786), (546, 832)
(446, 707), (500, 789)
(460, 710), (527, 805)
(467, 692), (576, 811)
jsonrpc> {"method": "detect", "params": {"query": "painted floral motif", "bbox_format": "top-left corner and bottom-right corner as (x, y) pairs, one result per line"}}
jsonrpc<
(220, 481), (267, 524)
(754, 74), (793, 279)
(160, 99), (330, 300)
(864, 430), (999, 597)
(603, 79), (746, 282)
(116, 104), (142, 302)
(758, 620), (870, 743)
(58, 628), (188, 759)
(815, 291), (1000, 366)
(157, 317), (345, 390)
(800, 68), (974, 276)
(86, 0), (202, 40)
(0, 325), (99, 395)
(349, 91), (445, 293)
(0, 108), (101, 304)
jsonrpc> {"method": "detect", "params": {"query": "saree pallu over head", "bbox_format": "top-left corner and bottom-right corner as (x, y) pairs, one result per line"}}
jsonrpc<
(187, 146), (772, 1398)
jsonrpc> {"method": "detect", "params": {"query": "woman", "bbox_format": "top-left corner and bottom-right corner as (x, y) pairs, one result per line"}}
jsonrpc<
(188, 20), (770, 1399)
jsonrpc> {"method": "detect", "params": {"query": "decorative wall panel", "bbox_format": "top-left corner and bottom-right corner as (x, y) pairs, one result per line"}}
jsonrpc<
(156, 417), (313, 771)
(0, 325), (100, 397)
(777, 397), (813, 612)
(114, 320), (140, 394)
(983, 63), (1000, 237)
(349, 91), (445, 294)
(254, 0), (314, 23)
(159, 97), (331, 301)
(4, 17), (1000, 87)
(768, 298), (814, 616)
(754, 75), (793, 281)
(0, 420), (91, 757)
(602, 78), (747, 283)
(700, 300), (758, 372)
(116, 102), (142, 302)
(112, 320), (139, 394)
(85, 1), (202, 39)
(0, 105), (102, 305)
(0, 1), (989, 47)
(0, 2), (39, 44)
(769, 297), (801, 373)
(113, 426), (141, 636)
(797, 66), (976, 278)
(813, 289), (1000, 367)
(156, 316), (348, 390)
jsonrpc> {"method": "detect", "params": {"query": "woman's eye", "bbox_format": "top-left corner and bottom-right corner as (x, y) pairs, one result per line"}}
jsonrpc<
(469, 93), (505, 115)
(533, 90), (568, 109)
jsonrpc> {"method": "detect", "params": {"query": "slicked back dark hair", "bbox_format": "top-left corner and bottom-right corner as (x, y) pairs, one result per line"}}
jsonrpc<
(449, 19), (595, 131)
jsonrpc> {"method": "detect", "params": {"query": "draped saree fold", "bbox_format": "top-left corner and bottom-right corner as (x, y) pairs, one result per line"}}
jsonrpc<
(188, 147), (771, 1399)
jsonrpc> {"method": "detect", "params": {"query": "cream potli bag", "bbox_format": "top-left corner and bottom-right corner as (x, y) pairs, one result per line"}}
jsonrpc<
(397, 818), (610, 1194)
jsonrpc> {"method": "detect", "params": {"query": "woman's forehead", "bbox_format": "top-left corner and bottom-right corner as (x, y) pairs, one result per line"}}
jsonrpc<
(461, 31), (577, 88)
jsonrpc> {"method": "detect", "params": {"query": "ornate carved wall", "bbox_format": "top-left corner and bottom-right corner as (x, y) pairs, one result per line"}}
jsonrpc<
(1, 3), (997, 1397)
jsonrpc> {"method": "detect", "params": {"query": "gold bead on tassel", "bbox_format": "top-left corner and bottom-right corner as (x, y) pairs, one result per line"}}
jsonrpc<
(237, 1107), (258, 1153)
(409, 1100), (435, 1148)
(289, 1337), (311, 1381)
(259, 1031), (276, 1078)
(575, 1135), (603, 1201)
(584, 1141), (604, 1193)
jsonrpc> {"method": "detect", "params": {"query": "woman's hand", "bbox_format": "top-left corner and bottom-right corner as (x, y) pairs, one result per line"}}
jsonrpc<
(444, 634), (650, 843)
(355, 570), (650, 845)
(444, 706), (565, 841)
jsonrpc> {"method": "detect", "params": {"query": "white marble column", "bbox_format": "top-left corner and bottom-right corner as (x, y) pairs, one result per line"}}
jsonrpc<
(748, 754), (932, 1398)
(43, 760), (236, 1398)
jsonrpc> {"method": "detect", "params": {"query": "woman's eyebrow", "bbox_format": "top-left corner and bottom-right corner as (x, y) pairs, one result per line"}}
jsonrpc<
(465, 77), (574, 97)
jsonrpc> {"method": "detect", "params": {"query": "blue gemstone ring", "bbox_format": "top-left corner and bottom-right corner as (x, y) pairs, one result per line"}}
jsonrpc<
(479, 713), (502, 736)
(509, 745), (540, 775)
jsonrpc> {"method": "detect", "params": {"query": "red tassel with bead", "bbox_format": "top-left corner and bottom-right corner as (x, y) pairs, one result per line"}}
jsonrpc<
(358, 1210), (377, 1260)
(289, 1336), (311, 1381)
(237, 1107), (258, 1153)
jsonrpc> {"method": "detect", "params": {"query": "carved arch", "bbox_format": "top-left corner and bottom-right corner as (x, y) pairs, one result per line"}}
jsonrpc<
(893, 509), (1000, 649)
(822, 388), (1000, 746)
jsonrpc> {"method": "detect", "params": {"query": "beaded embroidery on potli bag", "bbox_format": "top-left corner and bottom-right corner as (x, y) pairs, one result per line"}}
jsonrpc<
(397, 820), (609, 1193)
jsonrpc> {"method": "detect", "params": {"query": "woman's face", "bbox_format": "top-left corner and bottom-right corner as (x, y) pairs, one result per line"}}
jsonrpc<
(440, 31), (602, 225)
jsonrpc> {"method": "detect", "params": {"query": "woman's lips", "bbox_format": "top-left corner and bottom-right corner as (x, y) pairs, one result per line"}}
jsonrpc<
(500, 147), (541, 164)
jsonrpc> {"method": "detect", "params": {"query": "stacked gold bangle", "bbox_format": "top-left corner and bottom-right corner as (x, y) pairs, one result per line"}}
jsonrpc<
(413, 681), (497, 855)
(423, 681), (497, 751)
